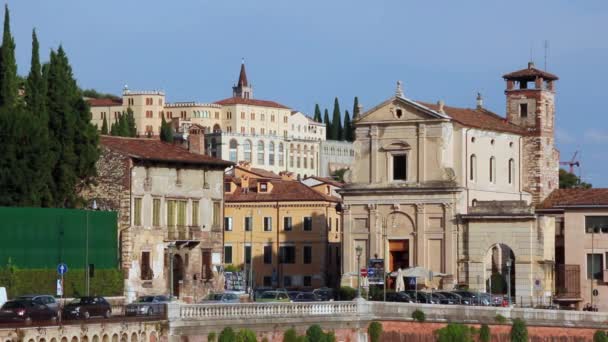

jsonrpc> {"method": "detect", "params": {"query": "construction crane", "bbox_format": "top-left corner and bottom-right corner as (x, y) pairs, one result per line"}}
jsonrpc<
(560, 151), (580, 174)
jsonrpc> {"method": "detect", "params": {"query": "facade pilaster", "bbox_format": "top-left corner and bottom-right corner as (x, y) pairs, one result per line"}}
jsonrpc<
(415, 203), (425, 267)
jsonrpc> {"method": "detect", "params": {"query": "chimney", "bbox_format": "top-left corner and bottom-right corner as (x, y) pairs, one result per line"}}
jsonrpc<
(437, 100), (445, 114)
(187, 128), (205, 155)
(528, 61), (535, 69)
(238, 161), (252, 170)
(279, 171), (294, 181)
(241, 175), (250, 191)
(476, 93), (483, 109)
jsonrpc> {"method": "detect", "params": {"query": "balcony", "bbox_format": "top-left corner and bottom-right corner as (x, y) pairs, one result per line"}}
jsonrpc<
(166, 225), (200, 248)
(555, 264), (581, 300)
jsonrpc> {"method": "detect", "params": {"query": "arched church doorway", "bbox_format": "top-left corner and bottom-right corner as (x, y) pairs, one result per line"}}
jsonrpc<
(484, 244), (515, 298)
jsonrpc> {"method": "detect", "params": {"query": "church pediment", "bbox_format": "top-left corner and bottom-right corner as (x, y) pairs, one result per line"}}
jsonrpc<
(357, 96), (449, 124)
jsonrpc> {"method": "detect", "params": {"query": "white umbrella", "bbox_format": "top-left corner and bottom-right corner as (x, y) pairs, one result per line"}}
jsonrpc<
(395, 268), (405, 292)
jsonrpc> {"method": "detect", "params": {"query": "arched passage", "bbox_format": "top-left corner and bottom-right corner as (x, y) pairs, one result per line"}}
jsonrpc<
(120, 334), (128, 342)
(111, 334), (118, 342)
(131, 333), (138, 342)
(149, 333), (157, 342)
(484, 243), (515, 298)
(386, 211), (416, 272)
(172, 254), (184, 298)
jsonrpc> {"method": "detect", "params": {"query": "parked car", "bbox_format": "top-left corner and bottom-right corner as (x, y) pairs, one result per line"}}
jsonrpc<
(293, 292), (321, 302)
(385, 292), (414, 303)
(253, 287), (273, 301)
(17, 295), (60, 318)
(126, 295), (171, 316)
(0, 299), (57, 324)
(312, 287), (334, 301)
(62, 296), (111, 320)
(428, 292), (454, 305)
(255, 291), (290, 303)
(451, 291), (477, 305)
(403, 291), (437, 304)
(201, 293), (240, 303)
(436, 292), (463, 305)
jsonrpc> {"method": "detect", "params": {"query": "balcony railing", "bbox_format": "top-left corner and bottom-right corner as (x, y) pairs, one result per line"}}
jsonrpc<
(166, 225), (194, 241)
(555, 264), (581, 299)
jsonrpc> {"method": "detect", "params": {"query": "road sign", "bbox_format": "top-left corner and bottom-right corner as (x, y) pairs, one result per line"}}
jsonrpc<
(593, 289), (599, 297)
(57, 263), (68, 276)
(360, 268), (368, 277)
(406, 276), (417, 289)
(367, 268), (375, 276)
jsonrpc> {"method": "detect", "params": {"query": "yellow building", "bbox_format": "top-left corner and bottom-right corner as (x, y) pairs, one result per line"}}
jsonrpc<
(223, 164), (342, 289)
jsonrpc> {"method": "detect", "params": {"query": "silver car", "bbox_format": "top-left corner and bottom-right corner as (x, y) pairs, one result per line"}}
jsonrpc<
(201, 293), (240, 303)
(17, 295), (60, 318)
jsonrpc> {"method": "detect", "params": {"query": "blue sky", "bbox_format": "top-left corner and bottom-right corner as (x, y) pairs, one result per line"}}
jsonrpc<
(10, 0), (608, 186)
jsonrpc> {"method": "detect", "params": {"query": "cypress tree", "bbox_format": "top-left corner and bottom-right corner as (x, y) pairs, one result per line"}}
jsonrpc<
(331, 97), (342, 140)
(126, 106), (136, 136)
(110, 121), (117, 135)
(118, 112), (130, 136)
(323, 108), (331, 140)
(0, 5), (17, 108)
(101, 117), (108, 134)
(313, 104), (322, 123)
(160, 116), (173, 143)
(343, 110), (351, 141)
(352, 96), (360, 118)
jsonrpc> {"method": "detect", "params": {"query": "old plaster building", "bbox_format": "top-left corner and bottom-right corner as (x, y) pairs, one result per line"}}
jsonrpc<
(223, 163), (342, 289)
(341, 63), (558, 303)
(82, 136), (232, 302)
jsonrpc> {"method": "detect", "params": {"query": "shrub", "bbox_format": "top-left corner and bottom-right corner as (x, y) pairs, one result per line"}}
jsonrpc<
(283, 329), (298, 342)
(435, 323), (473, 342)
(412, 309), (426, 322)
(219, 327), (236, 342)
(324, 331), (336, 342)
(494, 314), (507, 324)
(339, 286), (357, 300)
(236, 329), (257, 342)
(368, 286), (384, 301)
(208, 332), (217, 342)
(510, 318), (528, 342)
(368, 321), (383, 342)
(306, 324), (324, 342)
(224, 264), (240, 273)
(261, 339), (269, 342)
(479, 324), (491, 342)
(594, 331), (608, 342)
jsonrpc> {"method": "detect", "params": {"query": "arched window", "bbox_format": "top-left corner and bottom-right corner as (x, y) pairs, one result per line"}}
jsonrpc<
(229, 139), (238, 162)
(278, 143), (284, 167)
(469, 154), (476, 181)
(508, 158), (515, 184)
(304, 145), (308, 156)
(243, 140), (252, 162)
(257, 141), (265, 165)
(297, 144), (301, 155)
(489, 157), (496, 183)
(213, 124), (221, 133)
(269, 142), (275, 166)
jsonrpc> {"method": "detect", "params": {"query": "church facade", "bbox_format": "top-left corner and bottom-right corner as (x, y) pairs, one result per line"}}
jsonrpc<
(341, 63), (558, 304)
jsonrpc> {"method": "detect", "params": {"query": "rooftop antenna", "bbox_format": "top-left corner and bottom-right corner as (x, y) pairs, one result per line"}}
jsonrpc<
(544, 40), (550, 70)
(529, 41), (534, 64)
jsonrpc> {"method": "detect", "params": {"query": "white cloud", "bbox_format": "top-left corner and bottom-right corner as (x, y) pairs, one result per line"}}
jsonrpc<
(584, 129), (608, 144)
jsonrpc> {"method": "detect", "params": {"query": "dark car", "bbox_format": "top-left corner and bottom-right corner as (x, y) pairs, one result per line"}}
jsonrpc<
(436, 292), (463, 305)
(62, 296), (111, 320)
(126, 295), (171, 316)
(293, 292), (321, 302)
(253, 287), (273, 301)
(312, 288), (334, 301)
(403, 291), (437, 304)
(386, 292), (414, 303)
(17, 295), (60, 318)
(452, 291), (490, 306)
(428, 292), (454, 305)
(0, 299), (57, 325)
(287, 291), (301, 301)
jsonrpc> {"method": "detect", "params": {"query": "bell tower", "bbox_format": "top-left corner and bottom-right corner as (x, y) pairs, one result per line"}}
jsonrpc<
(232, 60), (253, 99)
(504, 62), (559, 204)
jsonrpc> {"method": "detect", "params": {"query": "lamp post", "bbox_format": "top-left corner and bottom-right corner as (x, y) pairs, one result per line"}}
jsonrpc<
(356, 245), (363, 298)
(506, 259), (512, 307)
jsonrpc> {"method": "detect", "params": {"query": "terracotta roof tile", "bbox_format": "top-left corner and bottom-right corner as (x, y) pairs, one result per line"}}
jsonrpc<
(214, 97), (290, 109)
(101, 136), (233, 167)
(538, 189), (608, 209)
(503, 64), (559, 81)
(419, 102), (526, 135)
(87, 98), (122, 107)
(225, 178), (339, 203)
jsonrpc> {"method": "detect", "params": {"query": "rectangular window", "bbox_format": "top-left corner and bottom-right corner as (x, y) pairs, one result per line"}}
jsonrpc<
(245, 217), (253, 231)
(192, 200), (199, 227)
(224, 182), (232, 192)
(585, 216), (608, 233)
(263, 276), (272, 287)
(264, 217), (272, 231)
(166, 200), (175, 227)
(177, 200), (187, 226)
(290, 156), (294, 168)
(283, 276), (292, 287)
(140, 251), (152, 280)
(263, 245), (272, 264)
(520, 103), (528, 118)
(393, 154), (407, 180)
(279, 246), (296, 264)
(213, 201), (221, 227)
(152, 198), (161, 227)
(303, 217), (313, 231)
(201, 250), (212, 279)
(303, 276), (312, 287)
(336, 218), (339, 232)
(284, 217), (292, 231)
(224, 246), (233, 264)
(244, 245), (252, 264)
(134, 198), (142, 226)
(587, 253), (603, 280)
(303, 246), (312, 264)
(224, 217), (233, 231)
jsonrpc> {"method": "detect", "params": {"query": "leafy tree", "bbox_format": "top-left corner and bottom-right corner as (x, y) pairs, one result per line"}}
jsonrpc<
(331, 168), (348, 183)
(510, 318), (528, 342)
(160, 115), (174, 142)
(207, 332), (217, 342)
(594, 330), (608, 342)
(435, 323), (473, 342)
(313, 103), (322, 123)
(330, 97), (342, 140)
(101, 117), (108, 134)
(343, 110), (351, 141)
(368, 322), (382, 342)
(352, 96), (360, 119)
(306, 325), (324, 342)
(236, 329), (257, 342)
(323, 108), (331, 140)
(218, 327), (236, 342)
(559, 168), (591, 189)
(82, 88), (120, 101)
(0, 5), (17, 108)
(283, 328), (298, 342)
(125, 106), (137, 136)
(479, 324), (491, 342)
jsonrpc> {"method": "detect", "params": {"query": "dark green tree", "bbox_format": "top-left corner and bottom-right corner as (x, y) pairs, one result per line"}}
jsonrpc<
(235, 329), (257, 342)
(306, 325), (324, 342)
(479, 324), (491, 342)
(330, 97), (342, 140)
(367, 322), (383, 342)
(313, 103), (322, 122)
(510, 318), (528, 342)
(323, 108), (331, 140)
(343, 110), (352, 141)
(559, 168), (592, 189)
(593, 330), (608, 342)
(125, 106), (137, 136)
(160, 115), (174, 142)
(117, 112), (129, 136)
(351, 96), (359, 140)
(435, 323), (473, 342)
(0, 5), (17, 108)
(26, 29), (46, 116)
(110, 121), (117, 136)
(283, 328), (298, 342)
(100, 117), (108, 134)
(218, 327), (236, 342)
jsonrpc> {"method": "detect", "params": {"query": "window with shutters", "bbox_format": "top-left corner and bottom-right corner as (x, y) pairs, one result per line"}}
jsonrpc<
(224, 217), (233, 231)
(224, 246), (233, 264)
(245, 217), (253, 231)
(284, 217), (292, 231)
(244, 245), (252, 264)
(134, 198), (142, 226)
(263, 245), (272, 264)
(264, 217), (272, 231)
(303, 246), (312, 264)
(201, 250), (212, 280)
(166, 200), (176, 227)
(192, 200), (199, 227)
(152, 198), (161, 227)
(279, 246), (295, 264)
(303, 217), (313, 231)
(213, 201), (221, 227)
(177, 200), (187, 226)
(140, 251), (152, 280)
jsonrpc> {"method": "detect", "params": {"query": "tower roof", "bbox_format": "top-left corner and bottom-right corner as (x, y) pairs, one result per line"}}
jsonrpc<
(237, 62), (248, 87)
(503, 62), (558, 81)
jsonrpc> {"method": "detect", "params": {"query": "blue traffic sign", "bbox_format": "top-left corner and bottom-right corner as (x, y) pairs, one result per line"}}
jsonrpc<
(367, 269), (375, 276)
(57, 263), (68, 275)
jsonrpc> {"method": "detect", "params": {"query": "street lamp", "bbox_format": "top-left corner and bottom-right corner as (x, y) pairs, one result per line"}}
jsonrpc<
(355, 245), (363, 299)
(506, 259), (512, 307)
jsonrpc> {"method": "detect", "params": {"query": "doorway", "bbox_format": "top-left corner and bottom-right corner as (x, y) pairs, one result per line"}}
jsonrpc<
(172, 254), (184, 298)
(389, 239), (409, 272)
